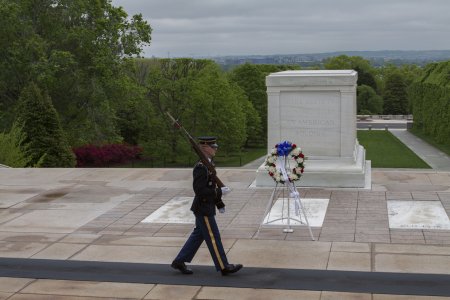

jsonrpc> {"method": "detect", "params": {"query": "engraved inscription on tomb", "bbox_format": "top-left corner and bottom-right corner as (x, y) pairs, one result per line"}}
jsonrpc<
(280, 91), (341, 156)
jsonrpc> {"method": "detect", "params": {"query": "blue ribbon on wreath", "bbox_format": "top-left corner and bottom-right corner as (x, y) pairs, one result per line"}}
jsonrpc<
(276, 141), (292, 157)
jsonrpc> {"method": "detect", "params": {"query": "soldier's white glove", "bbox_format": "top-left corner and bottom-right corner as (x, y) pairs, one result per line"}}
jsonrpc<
(221, 186), (231, 195)
(219, 207), (226, 214)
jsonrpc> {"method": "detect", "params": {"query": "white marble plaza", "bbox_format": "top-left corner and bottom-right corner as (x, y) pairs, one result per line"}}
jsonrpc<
(388, 200), (450, 229)
(1, 167), (450, 298)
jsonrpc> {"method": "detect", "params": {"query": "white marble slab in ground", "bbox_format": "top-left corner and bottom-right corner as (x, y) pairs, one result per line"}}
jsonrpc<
(388, 200), (450, 229)
(141, 197), (195, 224)
(142, 197), (329, 226)
(263, 198), (329, 227)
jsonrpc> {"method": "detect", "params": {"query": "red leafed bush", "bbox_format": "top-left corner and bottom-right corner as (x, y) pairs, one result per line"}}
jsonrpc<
(73, 144), (143, 167)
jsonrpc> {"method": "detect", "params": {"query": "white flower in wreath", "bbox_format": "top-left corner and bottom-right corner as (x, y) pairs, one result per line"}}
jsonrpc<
(267, 166), (277, 173)
(295, 167), (303, 174)
(266, 155), (276, 164)
(275, 174), (281, 182)
(292, 147), (302, 156)
(296, 157), (304, 163)
(288, 173), (299, 181)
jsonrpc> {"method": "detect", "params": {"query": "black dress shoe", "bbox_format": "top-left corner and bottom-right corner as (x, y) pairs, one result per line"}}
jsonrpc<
(221, 264), (243, 276)
(171, 260), (193, 274)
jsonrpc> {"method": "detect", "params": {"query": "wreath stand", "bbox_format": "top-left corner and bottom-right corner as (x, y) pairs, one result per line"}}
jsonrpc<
(256, 157), (315, 241)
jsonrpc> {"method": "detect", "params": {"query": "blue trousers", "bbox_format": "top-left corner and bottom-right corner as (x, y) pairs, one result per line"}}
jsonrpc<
(174, 214), (229, 271)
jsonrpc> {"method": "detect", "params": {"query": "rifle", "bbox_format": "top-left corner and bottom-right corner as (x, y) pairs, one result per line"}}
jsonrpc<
(166, 111), (225, 188)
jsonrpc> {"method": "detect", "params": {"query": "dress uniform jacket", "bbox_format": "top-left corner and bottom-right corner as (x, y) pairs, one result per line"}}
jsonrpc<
(190, 161), (225, 216)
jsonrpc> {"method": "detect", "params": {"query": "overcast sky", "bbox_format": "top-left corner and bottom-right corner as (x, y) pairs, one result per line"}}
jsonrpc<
(111, 0), (450, 58)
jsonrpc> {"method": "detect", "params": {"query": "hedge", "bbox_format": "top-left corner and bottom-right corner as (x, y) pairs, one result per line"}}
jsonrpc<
(408, 61), (450, 145)
(73, 144), (143, 167)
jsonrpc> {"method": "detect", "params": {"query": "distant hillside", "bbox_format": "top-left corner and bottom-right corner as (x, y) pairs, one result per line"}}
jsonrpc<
(209, 50), (450, 69)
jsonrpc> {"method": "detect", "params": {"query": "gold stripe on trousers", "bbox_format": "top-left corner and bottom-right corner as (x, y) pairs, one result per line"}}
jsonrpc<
(204, 216), (225, 270)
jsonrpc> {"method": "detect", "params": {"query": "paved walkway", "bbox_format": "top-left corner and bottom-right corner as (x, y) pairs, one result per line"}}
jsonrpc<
(390, 129), (450, 171)
(0, 168), (450, 299)
(358, 119), (408, 129)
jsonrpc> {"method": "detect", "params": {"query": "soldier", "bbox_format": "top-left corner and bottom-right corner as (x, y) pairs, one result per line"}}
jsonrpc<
(171, 136), (243, 276)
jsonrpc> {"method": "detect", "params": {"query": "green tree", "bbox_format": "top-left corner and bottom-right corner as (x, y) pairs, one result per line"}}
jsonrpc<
(116, 97), (153, 146)
(378, 64), (423, 112)
(143, 58), (212, 158)
(239, 96), (263, 147)
(14, 83), (76, 167)
(0, 0), (43, 129)
(0, 126), (28, 167)
(113, 68), (157, 146)
(0, 0), (152, 145)
(189, 63), (247, 153)
(138, 58), (248, 158)
(357, 85), (383, 114)
(323, 55), (353, 70)
(383, 72), (408, 114)
(228, 63), (299, 144)
(128, 59), (168, 157)
(324, 55), (378, 90)
(228, 64), (266, 136)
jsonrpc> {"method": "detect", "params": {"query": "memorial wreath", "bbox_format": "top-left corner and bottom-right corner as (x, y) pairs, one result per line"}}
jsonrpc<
(264, 141), (305, 184)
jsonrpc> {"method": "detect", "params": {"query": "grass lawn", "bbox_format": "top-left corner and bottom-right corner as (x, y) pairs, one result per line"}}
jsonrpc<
(214, 147), (267, 167)
(357, 130), (431, 168)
